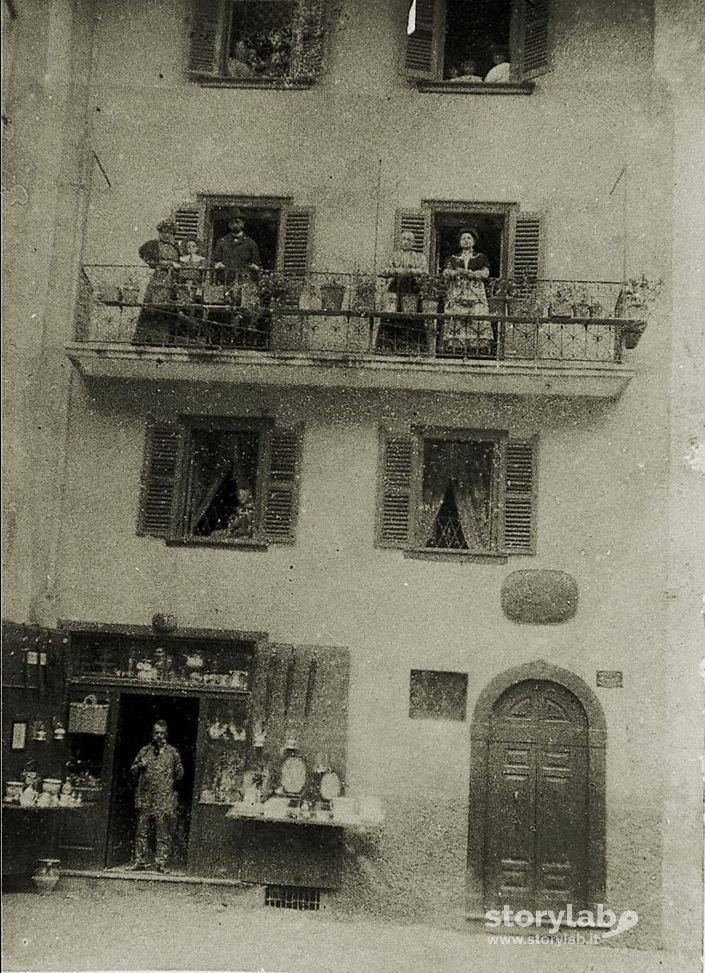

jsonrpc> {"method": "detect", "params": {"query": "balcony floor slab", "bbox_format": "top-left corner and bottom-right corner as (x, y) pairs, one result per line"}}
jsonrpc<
(66, 344), (635, 399)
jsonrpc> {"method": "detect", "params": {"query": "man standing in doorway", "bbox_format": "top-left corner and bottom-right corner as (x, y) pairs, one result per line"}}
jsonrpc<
(130, 719), (184, 872)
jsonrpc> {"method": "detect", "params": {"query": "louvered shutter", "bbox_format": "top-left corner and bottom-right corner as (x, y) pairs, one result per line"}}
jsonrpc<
(405, 0), (437, 79)
(512, 213), (543, 282)
(188, 0), (226, 76)
(173, 204), (200, 243)
(263, 428), (302, 544)
(519, 0), (551, 80)
(378, 435), (414, 548)
(137, 424), (182, 537)
(394, 209), (430, 256)
(278, 208), (312, 277)
(289, 0), (326, 80)
(504, 439), (537, 554)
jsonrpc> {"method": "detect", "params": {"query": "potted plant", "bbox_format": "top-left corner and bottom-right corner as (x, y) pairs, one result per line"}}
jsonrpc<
(572, 285), (592, 319)
(548, 283), (575, 319)
(615, 275), (662, 349)
(419, 274), (442, 314)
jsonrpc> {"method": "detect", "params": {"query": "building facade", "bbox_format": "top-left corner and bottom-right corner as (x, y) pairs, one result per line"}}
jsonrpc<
(2, 0), (703, 961)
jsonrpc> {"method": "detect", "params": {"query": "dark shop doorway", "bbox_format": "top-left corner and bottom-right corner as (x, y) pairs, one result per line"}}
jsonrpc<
(107, 693), (200, 869)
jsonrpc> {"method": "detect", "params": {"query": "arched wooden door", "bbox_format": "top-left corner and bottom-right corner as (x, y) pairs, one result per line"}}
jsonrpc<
(484, 679), (589, 910)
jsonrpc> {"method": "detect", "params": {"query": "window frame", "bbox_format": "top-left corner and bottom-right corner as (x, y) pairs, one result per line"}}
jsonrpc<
(409, 426), (508, 557)
(407, 0), (550, 95)
(171, 416), (274, 548)
(188, 0), (326, 88)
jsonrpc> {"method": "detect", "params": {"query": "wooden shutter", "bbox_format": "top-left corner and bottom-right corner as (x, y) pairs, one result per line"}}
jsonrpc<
(394, 208), (430, 256)
(188, 0), (226, 76)
(511, 212), (543, 282)
(405, 0), (437, 79)
(263, 427), (302, 544)
(278, 208), (312, 277)
(378, 435), (414, 548)
(289, 0), (326, 80)
(504, 439), (537, 554)
(173, 204), (200, 243)
(137, 424), (182, 537)
(519, 0), (551, 80)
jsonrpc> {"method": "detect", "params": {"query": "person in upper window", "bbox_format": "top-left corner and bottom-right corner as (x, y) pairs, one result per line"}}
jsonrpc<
(442, 226), (493, 356)
(449, 58), (483, 83)
(484, 46), (512, 83)
(213, 210), (262, 285)
(227, 41), (256, 79)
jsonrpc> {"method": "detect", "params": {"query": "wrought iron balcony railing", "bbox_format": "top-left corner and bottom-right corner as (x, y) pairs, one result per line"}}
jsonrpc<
(74, 267), (651, 364)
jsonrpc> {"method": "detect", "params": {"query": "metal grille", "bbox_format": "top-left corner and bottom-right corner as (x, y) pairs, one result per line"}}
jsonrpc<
(265, 885), (321, 911)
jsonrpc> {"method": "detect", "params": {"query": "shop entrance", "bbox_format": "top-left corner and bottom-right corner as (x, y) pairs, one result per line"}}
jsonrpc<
(107, 694), (200, 869)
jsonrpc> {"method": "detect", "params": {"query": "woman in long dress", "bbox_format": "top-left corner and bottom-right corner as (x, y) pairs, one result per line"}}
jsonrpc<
(442, 227), (493, 356)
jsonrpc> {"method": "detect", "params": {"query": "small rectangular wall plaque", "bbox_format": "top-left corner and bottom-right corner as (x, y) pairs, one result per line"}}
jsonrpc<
(597, 670), (623, 688)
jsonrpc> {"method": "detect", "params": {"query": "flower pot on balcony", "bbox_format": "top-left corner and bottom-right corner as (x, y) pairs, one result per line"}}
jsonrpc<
(574, 303), (591, 319)
(400, 295), (419, 315)
(320, 283), (345, 311)
(621, 320), (647, 349)
(548, 301), (573, 320)
(380, 292), (398, 314)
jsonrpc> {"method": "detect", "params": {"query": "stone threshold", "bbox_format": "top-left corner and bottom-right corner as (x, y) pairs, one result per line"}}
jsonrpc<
(62, 867), (256, 890)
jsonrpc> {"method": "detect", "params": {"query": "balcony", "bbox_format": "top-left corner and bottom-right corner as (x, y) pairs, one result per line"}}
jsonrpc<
(67, 268), (649, 398)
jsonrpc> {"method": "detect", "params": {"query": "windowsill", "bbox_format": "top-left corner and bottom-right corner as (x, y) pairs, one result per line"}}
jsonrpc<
(165, 537), (269, 551)
(414, 80), (534, 96)
(189, 73), (314, 90)
(403, 548), (509, 563)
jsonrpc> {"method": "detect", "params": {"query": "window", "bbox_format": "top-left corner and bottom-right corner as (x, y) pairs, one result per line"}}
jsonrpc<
(138, 420), (302, 546)
(188, 0), (326, 84)
(378, 430), (537, 555)
(393, 204), (543, 282)
(173, 198), (313, 275)
(406, 0), (550, 89)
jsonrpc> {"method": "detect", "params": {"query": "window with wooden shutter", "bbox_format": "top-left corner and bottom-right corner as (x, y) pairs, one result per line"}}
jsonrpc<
(188, 0), (326, 83)
(263, 428), (302, 544)
(137, 424), (182, 537)
(173, 204), (201, 244)
(188, 0), (227, 76)
(378, 435), (414, 548)
(518, 0), (551, 79)
(503, 438), (537, 554)
(394, 209), (431, 258)
(405, 0), (438, 79)
(277, 208), (312, 277)
(511, 212), (543, 282)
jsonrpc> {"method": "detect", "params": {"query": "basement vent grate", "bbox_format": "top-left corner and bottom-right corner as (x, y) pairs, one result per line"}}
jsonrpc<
(265, 885), (321, 911)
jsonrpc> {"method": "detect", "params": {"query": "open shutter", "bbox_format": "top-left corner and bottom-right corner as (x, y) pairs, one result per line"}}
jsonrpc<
(511, 212), (543, 282)
(394, 208), (430, 257)
(137, 424), (182, 537)
(405, 0), (437, 80)
(289, 0), (326, 80)
(173, 204), (200, 243)
(263, 427), (302, 544)
(518, 0), (551, 80)
(504, 439), (537, 554)
(188, 0), (226, 76)
(278, 208), (312, 277)
(378, 434), (414, 548)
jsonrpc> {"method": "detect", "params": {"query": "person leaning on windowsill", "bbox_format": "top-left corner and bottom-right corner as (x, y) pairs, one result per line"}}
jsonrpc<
(484, 48), (512, 83)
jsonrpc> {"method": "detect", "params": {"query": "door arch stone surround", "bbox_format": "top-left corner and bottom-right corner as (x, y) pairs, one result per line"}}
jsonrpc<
(466, 660), (607, 914)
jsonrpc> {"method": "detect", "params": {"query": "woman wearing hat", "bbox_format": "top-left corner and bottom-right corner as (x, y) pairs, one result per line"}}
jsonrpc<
(441, 226), (493, 356)
(133, 219), (181, 345)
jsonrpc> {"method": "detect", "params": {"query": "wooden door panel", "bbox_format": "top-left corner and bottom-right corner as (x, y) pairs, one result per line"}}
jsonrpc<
(485, 742), (536, 905)
(483, 680), (590, 911)
(535, 745), (588, 907)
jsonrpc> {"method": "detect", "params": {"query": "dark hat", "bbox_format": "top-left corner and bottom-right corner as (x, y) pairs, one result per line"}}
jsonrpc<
(156, 219), (177, 233)
(459, 225), (480, 242)
(227, 207), (246, 223)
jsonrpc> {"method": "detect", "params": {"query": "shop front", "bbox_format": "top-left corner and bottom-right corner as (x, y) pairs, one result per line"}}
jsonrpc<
(55, 625), (361, 888)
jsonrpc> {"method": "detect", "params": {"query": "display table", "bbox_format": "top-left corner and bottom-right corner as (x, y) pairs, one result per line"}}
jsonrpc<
(224, 800), (383, 831)
(2, 805), (94, 885)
